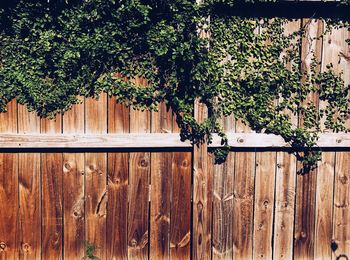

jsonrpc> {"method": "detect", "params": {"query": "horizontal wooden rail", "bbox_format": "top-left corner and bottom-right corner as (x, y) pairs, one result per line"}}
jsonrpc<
(0, 133), (191, 148)
(211, 133), (350, 148)
(0, 132), (349, 148)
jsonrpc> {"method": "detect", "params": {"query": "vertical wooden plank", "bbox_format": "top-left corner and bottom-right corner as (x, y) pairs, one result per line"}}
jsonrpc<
(212, 115), (234, 260)
(327, 26), (350, 259)
(0, 100), (18, 260)
(107, 98), (129, 260)
(233, 122), (255, 259)
(313, 152), (335, 259)
(294, 18), (322, 260)
(170, 108), (192, 259)
(41, 116), (63, 259)
(273, 19), (300, 260)
(18, 104), (41, 259)
(333, 153), (350, 258)
(63, 100), (85, 259)
(193, 100), (213, 260)
(170, 151), (192, 260)
(150, 102), (172, 259)
(313, 22), (346, 260)
(128, 78), (151, 259)
(274, 152), (297, 259)
(85, 94), (107, 259)
(253, 152), (276, 259)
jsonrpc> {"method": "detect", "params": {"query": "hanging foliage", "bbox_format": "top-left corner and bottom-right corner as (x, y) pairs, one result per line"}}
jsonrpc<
(1, 0), (350, 172)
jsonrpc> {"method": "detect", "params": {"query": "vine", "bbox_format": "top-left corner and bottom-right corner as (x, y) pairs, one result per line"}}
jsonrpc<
(1, 0), (350, 173)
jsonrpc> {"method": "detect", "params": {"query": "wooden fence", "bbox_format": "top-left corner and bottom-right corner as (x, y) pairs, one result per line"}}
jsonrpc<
(1, 19), (350, 260)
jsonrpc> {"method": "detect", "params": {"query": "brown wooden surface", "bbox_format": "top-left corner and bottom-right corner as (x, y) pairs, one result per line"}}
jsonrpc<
(273, 19), (299, 260)
(0, 100), (18, 260)
(212, 115), (234, 260)
(193, 100), (213, 260)
(170, 152), (192, 260)
(63, 99), (85, 259)
(329, 25), (350, 260)
(294, 18), (323, 260)
(85, 94), (108, 259)
(150, 102), (172, 259)
(233, 120), (255, 259)
(253, 152), (276, 259)
(18, 104), (41, 259)
(128, 78), (151, 260)
(107, 98), (130, 260)
(41, 116), (63, 259)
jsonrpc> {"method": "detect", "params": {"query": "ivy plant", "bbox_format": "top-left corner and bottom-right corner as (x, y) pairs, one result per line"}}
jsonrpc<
(1, 0), (350, 173)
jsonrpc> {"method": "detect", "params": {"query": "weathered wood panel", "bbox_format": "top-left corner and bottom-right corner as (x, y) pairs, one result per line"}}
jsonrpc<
(193, 100), (213, 260)
(0, 100), (18, 260)
(333, 152), (350, 259)
(85, 94), (108, 259)
(150, 102), (172, 259)
(41, 116), (63, 259)
(233, 121), (256, 259)
(273, 19), (299, 260)
(212, 115), (234, 260)
(106, 98), (130, 260)
(253, 152), (276, 259)
(294, 18), (323, 260)
(128, 78), (151, 260)
(329, 25), (350, 259)
(170, 151), (192, 260)
(63, 99), (85, 259)
(18, 104), (41, 259)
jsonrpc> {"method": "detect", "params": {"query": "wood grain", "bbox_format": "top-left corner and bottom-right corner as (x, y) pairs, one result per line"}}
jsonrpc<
(273, 19), (299, 260)
(106, 98), (130, 260)
(294, 18), (322, 260)
(85, 94), (108, 259)
(41, 116), (63, 259)
(212, 115), (234, 260)
(3, 132), (350, 148)
(333, 152), (350, 259)
(193, 100), (213, 260)
(170, 152), (192, 260)
(150, 102), (172, 259)
(273, 152), (297, 259)
(233, 119), (255, 259)
(327, 25), (350, 259)
(18, 104), (41, 259)
(0, 100), (18, 260)
(63, 99), (85, 259)
(128, 78), (151, 260)
(253, 152), (276, 259)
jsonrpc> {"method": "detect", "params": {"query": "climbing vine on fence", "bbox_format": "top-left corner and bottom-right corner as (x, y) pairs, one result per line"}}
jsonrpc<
(1, 0), (350, 172)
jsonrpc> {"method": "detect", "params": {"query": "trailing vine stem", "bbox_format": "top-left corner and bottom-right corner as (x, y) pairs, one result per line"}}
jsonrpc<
(1, 0), (350, 173)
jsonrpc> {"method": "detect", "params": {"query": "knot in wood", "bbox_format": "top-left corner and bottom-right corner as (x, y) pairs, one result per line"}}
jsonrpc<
(139, 159), (148, 167)
(263, 200), (269, 208)
(0, 242), (6, 251)
(336, 138), (342, 144)
(130, 239), (137, 247)
(182, 160), (189, 167)
(64, 162), (72, 171)
(340, 175), (348, 184)
(22, 243), (31, 253)
(277, 163), (282, 168)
